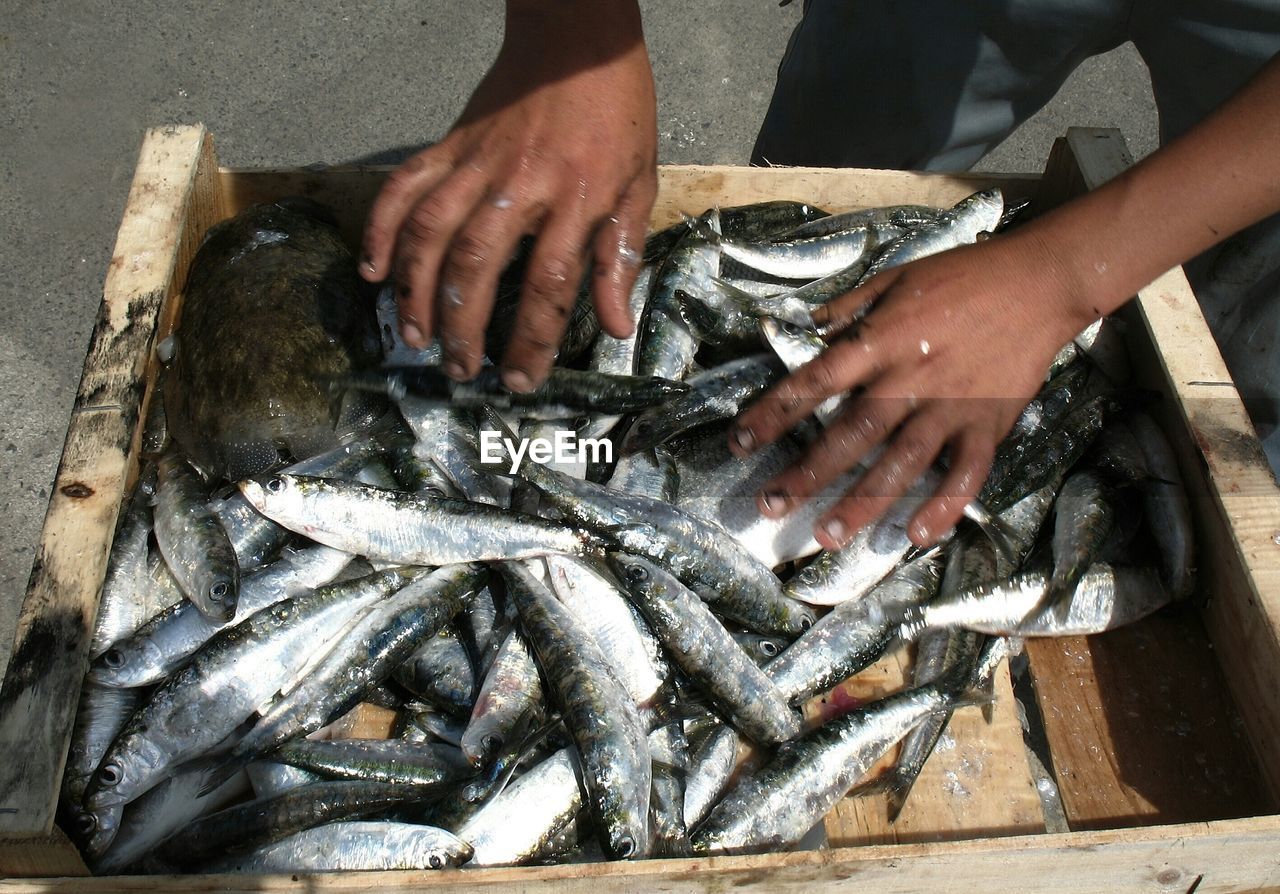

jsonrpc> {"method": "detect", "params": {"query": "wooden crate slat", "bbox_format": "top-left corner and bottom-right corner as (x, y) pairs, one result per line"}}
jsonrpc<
(1025, 610), (1272, 830)
(0, 125), (220, 846)
(822, 649), (1045, 847)
(1, 817), (1278, 893)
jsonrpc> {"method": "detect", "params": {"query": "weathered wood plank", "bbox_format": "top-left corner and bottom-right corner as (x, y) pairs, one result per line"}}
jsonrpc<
(0, 125), (221, 844)
(822, 648), (1045, 847)
(0, 829), (88, 877)
(1026, 610), (1272, 830)
(2, 817), (1278, 893)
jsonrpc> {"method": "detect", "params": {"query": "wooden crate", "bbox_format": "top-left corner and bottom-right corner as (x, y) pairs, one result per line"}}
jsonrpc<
(1, 124), (1279, 892)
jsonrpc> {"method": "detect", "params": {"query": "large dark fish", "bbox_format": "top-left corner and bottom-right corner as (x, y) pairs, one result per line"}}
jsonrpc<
(166, 199), (382, 482)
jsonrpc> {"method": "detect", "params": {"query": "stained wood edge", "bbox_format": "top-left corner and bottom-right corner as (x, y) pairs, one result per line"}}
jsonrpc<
(3, 816), (1279, 892)
(1057, 127), (1280, 802)
(0, 124), (219, 842)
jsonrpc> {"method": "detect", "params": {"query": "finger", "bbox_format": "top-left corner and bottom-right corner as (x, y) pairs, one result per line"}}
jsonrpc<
(908, 429), (997, 547)
(812, 409), (949, 549)
(756, 385), (915, 518)
(591, 175), (656, 339)
(436, 189), (548, 380)
(811, 268), (899, 335)
(501, 210), (593, 391)
(392, 159), (494, 350)
(730, 327), (882, 457)
(361, 147), (457, 281)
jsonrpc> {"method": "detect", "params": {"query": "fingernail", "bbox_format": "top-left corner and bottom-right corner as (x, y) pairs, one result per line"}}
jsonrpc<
(441, 283), (464, 308)
(503, 368), (534, 393)
(759, 490), (788, 516)
(360, 253), (377, 275)
(910, 520), (931, 544)
(821, 517), (848, 546)
(731, 427), (756, 454)
(401, 323), (425, 348)
(443, 360), (466, 382)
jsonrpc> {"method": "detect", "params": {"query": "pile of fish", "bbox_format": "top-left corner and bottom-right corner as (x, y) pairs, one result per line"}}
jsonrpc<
(62, 189), (1196, 874)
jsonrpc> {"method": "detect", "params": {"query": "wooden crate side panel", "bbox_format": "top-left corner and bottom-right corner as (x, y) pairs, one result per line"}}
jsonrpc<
(3, 818), (1279, 893)
(1025, 612), (1272, 830)
(1058, 128), (1280, 803)
(0, 125), (221, 843)
(218, 165), (1041, 241)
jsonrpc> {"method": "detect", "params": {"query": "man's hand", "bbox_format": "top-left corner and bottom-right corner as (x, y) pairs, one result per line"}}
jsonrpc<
(735, 51), (1280, 552)
(361, 0), (656, 392)
(730, 230), (1090, 550)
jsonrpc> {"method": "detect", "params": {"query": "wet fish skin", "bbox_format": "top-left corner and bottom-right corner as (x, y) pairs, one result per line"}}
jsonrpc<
(856, 188), (1004, 285)
(778, 204), (941, 241)
(85, 568), (427, 818)
(767, 554), (943, 705)
(161, 780), (447, 867)
(1129, 413), (1196, 599)
(624, 355), (782, 454)
(501, 562), (651, 860)
(90, 465), (173, 658)
(689, 678), (972, 855)
(636, 211), (719, 380)
(271, 739), (473, 788)
(880, 540), (992, 822)
(1047, 470), (1116, 607)
(61, 685), (145, 857)
(682, 722), (742, 830)
(89, 544), (352, 689)
(202, 821), (473, 872)
(545, 554), (667, 717)
(240, 474), (604, 565)
(394, 625), (479, 716)
(227, 563), (486, 766)
(910, 563), (1171, 637)
(461, 627), (543, 767)
(154, 452), (240, 622)
(93, 760), (250, 874)
(609, 553), (801, 746)
(455, 746), (585, 866)
(354, 366), (688, 417)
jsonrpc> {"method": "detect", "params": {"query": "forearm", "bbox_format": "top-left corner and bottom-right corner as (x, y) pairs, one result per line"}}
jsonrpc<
(1020, 52), (1280, 332)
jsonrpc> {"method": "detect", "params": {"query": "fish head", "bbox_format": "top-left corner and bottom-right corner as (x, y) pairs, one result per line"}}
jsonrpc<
(79, 804), (122, 862)
(955, 187), (1005, 233)
(430, 829), (475, 868)
(760, 316), (823, 373)
(604, 550), (660, 589)
(239, 472), (306, 516)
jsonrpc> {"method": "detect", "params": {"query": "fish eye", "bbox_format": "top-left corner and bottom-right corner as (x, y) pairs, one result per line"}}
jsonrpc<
(614, 835), (636, 859)
(98, 762), (124, 787)
(799, 615), (814, 631)
(429, 854), (444, 869)
(781, 322), (799, 335)
(624, 564), (648, 584)
(760, 640), (780, 657)
(481, 734), (502, 755)
(209, 581), (231, 603)
(74, 813), (96, 836)
(265, 476), (286, 494)
(102, 648), (126, 669)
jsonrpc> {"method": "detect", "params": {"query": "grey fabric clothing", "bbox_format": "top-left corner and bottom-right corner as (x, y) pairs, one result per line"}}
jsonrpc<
(755, 1), (1280, 473)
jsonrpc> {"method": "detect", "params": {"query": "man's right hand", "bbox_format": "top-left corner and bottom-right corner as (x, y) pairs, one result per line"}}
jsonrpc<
(360, 0), (656, 393)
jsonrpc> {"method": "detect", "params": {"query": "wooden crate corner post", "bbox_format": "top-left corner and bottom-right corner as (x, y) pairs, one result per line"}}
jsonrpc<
(0, 124), (222, 876)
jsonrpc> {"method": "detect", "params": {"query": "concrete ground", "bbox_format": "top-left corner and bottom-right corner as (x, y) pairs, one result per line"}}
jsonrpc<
(0, 2), (1157, 675)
